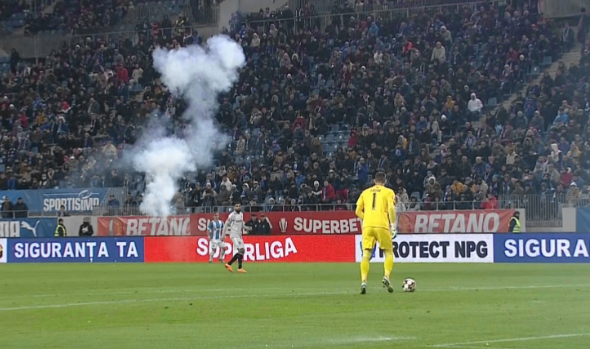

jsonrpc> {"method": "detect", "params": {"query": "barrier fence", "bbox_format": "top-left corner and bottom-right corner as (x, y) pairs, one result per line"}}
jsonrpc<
(93, 200), (508, 216)
(1, 0), (499, 59)
(501, 194), (590, 228)
(539, 0), (590, 18)
(3, 189), (590, 229)
(245, 0), (500, 34)
(1, 233), (589, 263)
(92, 193), (587, 228)
(288, 0), (498, 16)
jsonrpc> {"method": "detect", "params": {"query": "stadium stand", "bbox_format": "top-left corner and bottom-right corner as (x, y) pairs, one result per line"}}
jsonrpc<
(0, 0), (588, 221)
(0, 0), (201, 37)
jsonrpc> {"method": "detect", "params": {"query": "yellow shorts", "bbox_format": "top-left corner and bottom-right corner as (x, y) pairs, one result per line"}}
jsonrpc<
(362, 227), (392, 251)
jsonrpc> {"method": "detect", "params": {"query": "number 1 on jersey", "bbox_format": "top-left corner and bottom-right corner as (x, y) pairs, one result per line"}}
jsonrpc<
(372, 192), (377, 210)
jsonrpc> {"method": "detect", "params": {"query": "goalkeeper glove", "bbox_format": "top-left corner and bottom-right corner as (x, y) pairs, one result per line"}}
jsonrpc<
(390, 223), (397, 240)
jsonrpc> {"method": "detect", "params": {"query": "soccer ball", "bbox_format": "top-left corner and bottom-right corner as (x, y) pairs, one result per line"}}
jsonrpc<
(402, 278), (416, 292)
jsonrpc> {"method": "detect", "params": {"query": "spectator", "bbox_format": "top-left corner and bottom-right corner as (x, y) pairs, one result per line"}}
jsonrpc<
(1, 197), (14, 219)
(322, 180), (335, 203)
(431, 41), (446, 64)
(107, 195), (120, 208)
(245, 214), (260, 234)
(78, 217), (94, 236)
(467, 93), (483, 120)
(0, 1), (578, 217)
(58, 205), (70, 217)
(563, 22), (575, 50)
(13, 197), (28, 218)
(258, 214), (271, 235)
(481, 193), (498, 210)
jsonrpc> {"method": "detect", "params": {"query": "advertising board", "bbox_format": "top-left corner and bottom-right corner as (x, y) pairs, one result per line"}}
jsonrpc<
(576, 207), (590, 233)
(355, 234), (494, 263)
(97, 210), (516, 236)
(6, 237), (145, 263)
(97, 211), (363, 236)
(397, 210), (514, 233)
(493, 234), (590, 263)
(0, 218), (56, 238)
(0, 238), (6, 263)
(144, 235), (355, 263)
(2, 188), (110, 213)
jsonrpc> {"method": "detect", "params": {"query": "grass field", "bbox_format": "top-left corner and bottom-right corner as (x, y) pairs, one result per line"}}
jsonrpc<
(1, 263), (589, 349)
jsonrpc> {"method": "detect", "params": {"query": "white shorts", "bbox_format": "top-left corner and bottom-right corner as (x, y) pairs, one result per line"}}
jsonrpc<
(210, 240), (225, 251)
(231, 236), (244, 250)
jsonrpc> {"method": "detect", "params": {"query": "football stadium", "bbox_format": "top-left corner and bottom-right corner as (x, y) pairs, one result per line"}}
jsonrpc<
(0, 0), (589, 348)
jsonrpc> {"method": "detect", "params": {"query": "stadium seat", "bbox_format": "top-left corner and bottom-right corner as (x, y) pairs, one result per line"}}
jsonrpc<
(486, 97), (497, 108)
(542, 56), (552, 67)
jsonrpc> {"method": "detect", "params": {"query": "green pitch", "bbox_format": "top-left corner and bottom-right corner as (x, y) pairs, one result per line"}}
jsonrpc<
(1, 263), (589, 349)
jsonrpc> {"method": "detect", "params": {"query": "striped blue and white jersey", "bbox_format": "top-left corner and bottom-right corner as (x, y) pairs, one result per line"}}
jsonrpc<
(208, 220), (224, 240)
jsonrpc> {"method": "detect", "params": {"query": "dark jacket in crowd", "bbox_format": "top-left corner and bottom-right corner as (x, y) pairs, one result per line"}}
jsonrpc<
(79, 222), (94, 237)
(258, 218), (271, 235)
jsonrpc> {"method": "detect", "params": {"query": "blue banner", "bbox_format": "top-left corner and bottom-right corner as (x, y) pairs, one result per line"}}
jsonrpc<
(6, 237), (144, 263)
(2, 188), (110, 213)
(576, 208), (590, 233)
(494, 234), (590, 263)
(0, 218), (56, 238)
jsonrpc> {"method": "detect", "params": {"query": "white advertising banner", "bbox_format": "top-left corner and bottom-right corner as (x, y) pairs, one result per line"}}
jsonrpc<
(355, 234), (494, 263)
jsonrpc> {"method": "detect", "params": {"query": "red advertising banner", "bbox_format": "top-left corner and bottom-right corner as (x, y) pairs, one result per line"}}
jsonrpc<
(397, 209), (515, 233)
(97, 209), (515, 236)
(97, 211), (363, 236)
(144, 235), (356, 263)
(97, 215), (194, 236)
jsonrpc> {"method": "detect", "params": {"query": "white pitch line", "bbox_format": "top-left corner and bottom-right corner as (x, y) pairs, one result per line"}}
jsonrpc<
(249, 336), (415, 349)
(3, 283), (589, 301)
(429, 284), (590, 292)
(26, 287), (296, 298)
(1, 283), (590, 312)
(431, 333), (590, 347)
(0, 291), (355, 312)
(446, 346), (533, 349)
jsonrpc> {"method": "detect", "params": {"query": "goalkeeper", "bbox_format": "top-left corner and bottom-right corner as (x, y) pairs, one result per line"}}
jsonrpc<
(354, 172), (397, 295)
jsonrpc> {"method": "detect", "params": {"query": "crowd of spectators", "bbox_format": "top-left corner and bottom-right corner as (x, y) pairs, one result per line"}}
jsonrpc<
(1, 0), (589, 215)
(15, 0), (197, 36)
(22, 0), (129, 35)
(0, 0), (30, 22)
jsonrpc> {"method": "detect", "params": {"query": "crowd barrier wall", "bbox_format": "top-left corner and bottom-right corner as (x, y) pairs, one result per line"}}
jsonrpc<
(0, 234), (587, 264)
(576, 207), (590, 233)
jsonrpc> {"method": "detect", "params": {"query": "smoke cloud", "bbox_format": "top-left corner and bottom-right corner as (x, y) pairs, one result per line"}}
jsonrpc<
(133, 36), (245, 217)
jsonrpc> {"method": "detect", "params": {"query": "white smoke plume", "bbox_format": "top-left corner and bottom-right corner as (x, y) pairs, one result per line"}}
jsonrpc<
(133, 36), (246, 217)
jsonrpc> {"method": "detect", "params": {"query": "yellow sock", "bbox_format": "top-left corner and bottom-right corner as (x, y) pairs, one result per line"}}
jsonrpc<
(383, 249), (394, 280)
(361, 250), (371, 283)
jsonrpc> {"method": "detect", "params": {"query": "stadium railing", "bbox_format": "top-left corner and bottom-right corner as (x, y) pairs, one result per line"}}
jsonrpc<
(245, 0), (500, 32)
(90, 194), (590, 229)
(499, 194), (590, 228)
(3, 0), (495, 59)
(288, 0), (497, 16)
(0, 211), (60, 218)
(90, 198), (532, 215)
(539, 0), (588, 18)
